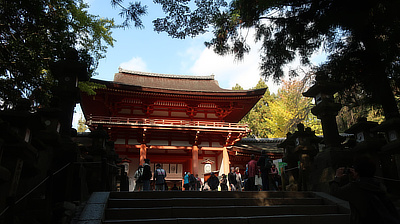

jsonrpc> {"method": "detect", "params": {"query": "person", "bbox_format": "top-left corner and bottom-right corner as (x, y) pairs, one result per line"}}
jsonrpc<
(142, 159), (152, 191)
(207, 172), (219, 191)
(228, 167), (237, 191)
(183, 172), (190, 191)
(330, 155), (399, 224)
(195, 174), (202, 191)
(235, 167), (243, 191)
(257, 150), (271, 191)
(203, 182), (210, 191)
(269, 163), (280, 191)
(133, 165), (144, 191)
(248, 154), (258, 191)
(189, 173), (196, 190)
(220, 174), (228, 191)
(154, 163), (167, 191)
(243, 164), (249, 191)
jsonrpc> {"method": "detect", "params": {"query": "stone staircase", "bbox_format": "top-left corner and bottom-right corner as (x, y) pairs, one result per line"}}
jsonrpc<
(77, 191), (350, 224)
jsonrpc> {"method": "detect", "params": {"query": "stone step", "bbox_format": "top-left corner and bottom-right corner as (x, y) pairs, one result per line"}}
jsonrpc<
(105, 205), (339, 220)
(108, 197), (324, 208)
(76, 191), (350, 224)
(103, 214), (350, 224)
(109, 191), (314, 199)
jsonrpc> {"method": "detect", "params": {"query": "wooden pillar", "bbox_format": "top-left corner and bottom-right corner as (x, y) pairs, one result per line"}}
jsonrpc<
(140, 143), (147, 165)
(222, 147), (230, 175)
(192, 145), (199, 175)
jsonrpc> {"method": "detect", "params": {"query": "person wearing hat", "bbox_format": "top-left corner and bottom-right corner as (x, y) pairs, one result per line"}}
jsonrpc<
(142, 159), (152, 191)
(154, 163), (167, 191)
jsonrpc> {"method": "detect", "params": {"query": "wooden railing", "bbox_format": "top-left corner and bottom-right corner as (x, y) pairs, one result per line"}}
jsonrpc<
(87, 115), (249, 130)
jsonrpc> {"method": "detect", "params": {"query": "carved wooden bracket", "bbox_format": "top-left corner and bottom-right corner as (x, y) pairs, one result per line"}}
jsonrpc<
(216, 107), (233, 120)
(142, 104), (154, 116)
(215, 102), (237, 120)
(186, 107), (198, 119)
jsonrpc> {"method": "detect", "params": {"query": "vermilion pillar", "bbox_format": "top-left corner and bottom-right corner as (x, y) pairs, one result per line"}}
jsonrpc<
(192, 145), (199, 175)
(140, 143), (147, 165)
(222, 147), (230, 175)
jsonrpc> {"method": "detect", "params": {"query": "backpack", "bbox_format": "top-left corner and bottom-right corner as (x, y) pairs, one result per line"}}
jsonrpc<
(156, 168), (166, 182)
(264, 157), (272, 171)
(189, 174), (196, 184)
(135, 167), (143, 182)
(142, 164), (152, 180)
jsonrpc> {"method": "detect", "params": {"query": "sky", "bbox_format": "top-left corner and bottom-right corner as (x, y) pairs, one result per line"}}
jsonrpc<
(73, 0), (326, 128)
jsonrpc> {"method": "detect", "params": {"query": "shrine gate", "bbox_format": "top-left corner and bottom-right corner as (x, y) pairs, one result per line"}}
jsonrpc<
(80, 69), (266, 185)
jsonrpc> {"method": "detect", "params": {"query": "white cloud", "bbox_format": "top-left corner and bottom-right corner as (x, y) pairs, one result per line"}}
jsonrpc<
(188, 31), (281, 92)
(189, 48), (261, 89)
(119, 57), (148, 72)
(187, 26), (327, 93)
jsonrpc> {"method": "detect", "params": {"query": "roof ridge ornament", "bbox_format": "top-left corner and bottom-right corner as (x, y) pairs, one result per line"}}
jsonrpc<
(118, 67), (215, 80)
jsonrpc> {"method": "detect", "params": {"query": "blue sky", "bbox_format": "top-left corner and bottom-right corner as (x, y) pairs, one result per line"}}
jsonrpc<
(73, 0), (326, 128)
(85, 0), (298, 90)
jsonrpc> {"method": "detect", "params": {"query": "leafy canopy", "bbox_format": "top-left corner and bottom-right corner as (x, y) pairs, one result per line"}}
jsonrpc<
(0, 0), (116, 109)
(237, 78), (321, 138)
(266, 79), (322, 138)
(239, 79), (273, 138)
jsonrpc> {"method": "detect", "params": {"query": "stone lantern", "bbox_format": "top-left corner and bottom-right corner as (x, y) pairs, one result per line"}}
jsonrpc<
(293, 124), (320, 191)
(278, 132), (298, 190)
(302, 74), (352, 192)
(302, 75), (342, 148)
(345, 117), (383, 154)
(278, 124), (320, 191)
(371, 118), (400, 153)
(370, 118), (400, 194)
(121, 157), (132, 175)
(89, 124), (109, 154)
(50, 48), (89, 136)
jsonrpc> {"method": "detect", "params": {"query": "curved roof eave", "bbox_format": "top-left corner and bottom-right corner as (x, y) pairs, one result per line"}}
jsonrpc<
(89, 78), (267, 97)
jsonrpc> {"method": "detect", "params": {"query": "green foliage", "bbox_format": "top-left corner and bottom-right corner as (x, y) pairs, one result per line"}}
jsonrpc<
(231, 83), (244, 90)
(77, 115), (88, 132)
(110, 0), (147, 28)
(240, 79), (273, 138)
(153, 0), (228, 39)
(78, 81), (106, 96)
(0, 0), (116, 109)
(238, 78), (322, 138)
(336, 85), (385, 132)
(265, 79), (322, 138)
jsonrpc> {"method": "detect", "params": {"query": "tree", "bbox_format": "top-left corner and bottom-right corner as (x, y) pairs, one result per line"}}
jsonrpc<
(116, 0), (400, 120)
(239, 79), (273, 138)
(265, 79), (322, 138)
(77, 115), (88, 132)
(0, 0), (116, 109)
(236, 77), (321, 138)
(231, 83), (244, 90)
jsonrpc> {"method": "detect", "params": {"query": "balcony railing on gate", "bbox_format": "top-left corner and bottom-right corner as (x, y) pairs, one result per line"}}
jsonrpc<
(87, 115), (249, 130)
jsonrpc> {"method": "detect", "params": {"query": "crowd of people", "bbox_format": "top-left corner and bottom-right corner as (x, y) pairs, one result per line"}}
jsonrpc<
(132, 153), (281, 192)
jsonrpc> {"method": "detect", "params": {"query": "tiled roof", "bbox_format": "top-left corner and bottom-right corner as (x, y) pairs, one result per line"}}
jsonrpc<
(114, 68), (247, 92)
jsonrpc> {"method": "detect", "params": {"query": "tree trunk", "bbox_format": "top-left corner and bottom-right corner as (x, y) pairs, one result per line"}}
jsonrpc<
(370, 70), (400, 120)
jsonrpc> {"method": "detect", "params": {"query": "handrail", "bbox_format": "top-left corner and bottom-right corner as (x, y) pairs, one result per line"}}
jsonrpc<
(0, 161), (121, 219)
(87, 115), (249, 129)
(0, 162), (71, 218)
